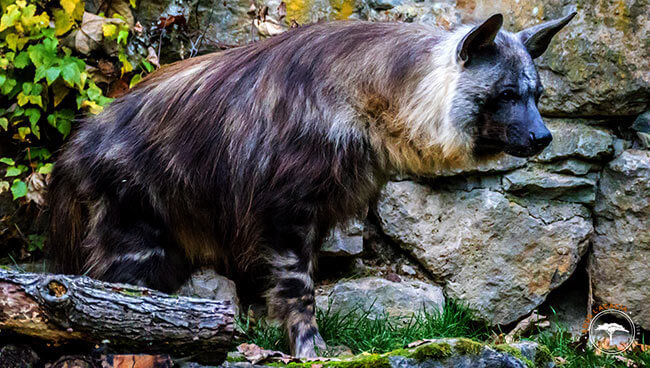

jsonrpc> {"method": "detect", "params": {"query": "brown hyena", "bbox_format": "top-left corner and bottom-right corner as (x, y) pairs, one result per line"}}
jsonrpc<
(48, 13), (575, 357)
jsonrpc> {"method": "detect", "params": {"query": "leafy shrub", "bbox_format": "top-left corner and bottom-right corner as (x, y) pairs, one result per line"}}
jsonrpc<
(0, 0), (137, 202)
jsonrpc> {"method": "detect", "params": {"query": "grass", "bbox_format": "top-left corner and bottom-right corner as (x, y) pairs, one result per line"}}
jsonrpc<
(237, 299), (490, 356)
(533, 326), (650, 368)
(237, 301), (650, 367)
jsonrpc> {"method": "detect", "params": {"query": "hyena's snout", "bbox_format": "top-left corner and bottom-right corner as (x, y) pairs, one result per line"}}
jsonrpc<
(527, 118), (553, 153)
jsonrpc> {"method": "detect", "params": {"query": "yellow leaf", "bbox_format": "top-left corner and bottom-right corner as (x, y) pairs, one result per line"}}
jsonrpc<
(60, 0), (83, 20)
(52, 81), (70, 107)
(6, 33), (18, 51)
(16, 0), (27, 8)
(102, 23), (117, 37)
(81, 100), (103, 114)
(28, 95), (43, 108)
(53, 9), (74, 35)
(17, 92), (28, 106)
(18, 126), (31, 140)
(129, 0), (136, 7)
(61, 0), (77, 14)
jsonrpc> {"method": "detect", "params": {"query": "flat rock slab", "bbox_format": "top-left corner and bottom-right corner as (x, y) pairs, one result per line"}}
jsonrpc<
(316, 276), (445, 319)
(213, 338), (553, 368)
(377, 181), (592, 325)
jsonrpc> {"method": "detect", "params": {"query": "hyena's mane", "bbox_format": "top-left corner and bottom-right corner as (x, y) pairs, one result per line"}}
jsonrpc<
(48, 21), (471, 294)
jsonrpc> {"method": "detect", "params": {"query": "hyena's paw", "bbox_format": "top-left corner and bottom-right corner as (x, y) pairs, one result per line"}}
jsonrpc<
(293, 328), (327, 358)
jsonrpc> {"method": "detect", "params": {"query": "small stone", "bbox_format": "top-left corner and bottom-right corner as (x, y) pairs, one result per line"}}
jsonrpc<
(316, 277), (444, 319)
(400, 264), (417, 276)
(178, 269), (240, 315)
(321, 218), (364, 257)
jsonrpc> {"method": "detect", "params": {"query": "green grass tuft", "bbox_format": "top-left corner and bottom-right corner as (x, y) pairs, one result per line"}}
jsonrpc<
(238, 299), (489, 356)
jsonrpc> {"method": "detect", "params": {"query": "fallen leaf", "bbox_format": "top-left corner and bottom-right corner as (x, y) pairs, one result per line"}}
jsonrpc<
(73, 12), (125, 55)
(253, 18), (286, 37)
(505, 311), (548, 343)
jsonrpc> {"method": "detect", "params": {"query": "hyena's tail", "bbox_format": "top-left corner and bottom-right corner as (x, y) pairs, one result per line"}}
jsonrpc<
(47, 165), (88, 275)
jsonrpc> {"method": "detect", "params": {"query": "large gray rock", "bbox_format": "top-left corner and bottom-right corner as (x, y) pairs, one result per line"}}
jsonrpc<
(217, 338), (553, 368)
(316, 277), (445, 319)
(178, 269), (240, 315)
(503, 166), (598, 204)
(320, 219), (364, 256)
(590, 149), (650, 329)
(534, 120), (615, 163)
(376, 181), (592, 325)
(450, 0), (649, 117)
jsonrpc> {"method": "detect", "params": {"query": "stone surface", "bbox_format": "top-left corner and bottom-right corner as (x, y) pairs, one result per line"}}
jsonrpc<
(503, 166), (598, 204)
(450, 0), (650, 117)
(533, 120), (615, 163)
(216, 338), (553, 367)
(590, 149), (650, 329)
(178, 269), (240, 314)
(376, 181), (592, 325)
(320, 219), (364, 256)
(315, 276), (445, 319)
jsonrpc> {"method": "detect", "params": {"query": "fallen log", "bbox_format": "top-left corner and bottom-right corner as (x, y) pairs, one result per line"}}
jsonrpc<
(0, 269), (237, 364)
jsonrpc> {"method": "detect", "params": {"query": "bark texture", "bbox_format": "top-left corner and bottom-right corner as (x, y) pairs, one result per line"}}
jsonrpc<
(0, 270), (237, 364)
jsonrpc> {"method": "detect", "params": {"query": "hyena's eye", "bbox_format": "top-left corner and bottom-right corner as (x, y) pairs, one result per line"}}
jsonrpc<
(499, 89), (518, 101)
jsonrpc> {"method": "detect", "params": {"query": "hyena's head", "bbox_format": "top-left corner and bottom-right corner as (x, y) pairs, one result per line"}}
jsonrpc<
(450, 12), (576, 158)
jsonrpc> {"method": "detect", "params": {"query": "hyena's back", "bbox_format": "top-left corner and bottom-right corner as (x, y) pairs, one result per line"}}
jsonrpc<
(47, 21), (431, 290)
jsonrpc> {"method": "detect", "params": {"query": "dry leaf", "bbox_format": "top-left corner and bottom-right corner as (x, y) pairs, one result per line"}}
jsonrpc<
(505, 311), (548, 343)
(236, 343), (297, 364)
(73, 12), (125, 55)
(253, 18), (286, 37)
(146, 47), (160, 68)
(26, 172), (46, 205)
(102, 0), (134, 27)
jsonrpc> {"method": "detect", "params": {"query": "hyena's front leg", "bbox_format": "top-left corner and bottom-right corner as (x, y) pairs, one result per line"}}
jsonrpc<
(266, 249), (326, 357)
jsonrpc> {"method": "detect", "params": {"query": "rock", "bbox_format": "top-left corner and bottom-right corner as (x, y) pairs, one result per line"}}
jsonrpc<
(178, 269), (240, 314)
(400, 264), (417, 276)
(429, 153), (528, 178)
(0, 345), (39, 368)
(590, 149), (650, 329)
(316, 277), (445, 319)
(451, 1), (650, 117)
(503, 166), (598, 204)
(217, 338), (553, 368)
(376, 181), (592, 325)
(534, 120), (615, 163)
(545, 159), (599, 176)
(369, 0), (403, 11)
(633, 111), (650, 149)
(320, 219), (364, 256)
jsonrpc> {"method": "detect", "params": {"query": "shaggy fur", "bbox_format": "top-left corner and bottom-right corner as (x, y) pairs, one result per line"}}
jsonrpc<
(48, 15), (574, 357)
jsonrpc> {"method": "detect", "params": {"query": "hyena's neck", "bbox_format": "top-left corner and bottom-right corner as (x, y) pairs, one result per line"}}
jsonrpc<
(334, 23), (475, 176)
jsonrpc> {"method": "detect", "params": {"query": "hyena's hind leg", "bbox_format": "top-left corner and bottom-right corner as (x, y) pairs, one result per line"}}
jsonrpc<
(266, 248), (326, 357)
(82, 195), (193, 293)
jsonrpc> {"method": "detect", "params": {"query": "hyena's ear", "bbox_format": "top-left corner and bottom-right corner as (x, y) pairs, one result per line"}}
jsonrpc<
(517, 12), (577, 59)
(457, 14), (503, 65)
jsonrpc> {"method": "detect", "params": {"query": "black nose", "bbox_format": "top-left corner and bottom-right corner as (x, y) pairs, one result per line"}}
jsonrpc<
(530, 130), (552, 150)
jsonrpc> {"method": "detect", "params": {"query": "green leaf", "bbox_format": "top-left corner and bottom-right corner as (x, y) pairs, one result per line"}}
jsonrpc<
(61, 62), (81, 86)
(45, 67), (61, 85)
(0, 158), (15, 165)
(25, 108), (41, 125)
(1, 78), (16, 95)
(0, 118), (7, 131)
(141, 60), (154, 73)
(0, 74), (6, 86)
(38, 163), (53, 174)
(57, 119), (71, 138)
(6, 167), (22, 177)
(87, 83), (101, 100)
(22, 82), (33, 95)
(13, 52), (30, 69)
(129, 73), (142, 88)
(10, 179), (27, 200)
